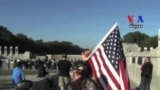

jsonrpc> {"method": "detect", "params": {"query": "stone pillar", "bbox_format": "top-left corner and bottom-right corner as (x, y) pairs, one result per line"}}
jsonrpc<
(0, 46), (1, 56)
(150, 47), (153, 50)
(15, 46), (18, 56)
(4, 46), (7, 56)
(138, 47), (141, 51)
(144, 47), (147, 51)
(9, 46), (13, 56)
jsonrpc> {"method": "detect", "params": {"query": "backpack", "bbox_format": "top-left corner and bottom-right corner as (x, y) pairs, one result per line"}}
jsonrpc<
(81, 78), (98, 90)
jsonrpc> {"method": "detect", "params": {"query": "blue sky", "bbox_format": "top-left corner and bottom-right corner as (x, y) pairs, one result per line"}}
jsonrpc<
(0, 0), (160, 49)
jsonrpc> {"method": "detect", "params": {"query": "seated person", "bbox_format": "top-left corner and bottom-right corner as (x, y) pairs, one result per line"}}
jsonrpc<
(12, 61), (33, 90)
(12, 61), (25, 85)
(37, 60), (54, 88)
(37, 60), (48, 77)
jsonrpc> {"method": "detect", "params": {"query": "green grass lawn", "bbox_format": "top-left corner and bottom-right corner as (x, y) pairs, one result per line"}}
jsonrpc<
(0, 79), (11, 86)
(0, 69), (57, 86)
(0, 69), (38, 86)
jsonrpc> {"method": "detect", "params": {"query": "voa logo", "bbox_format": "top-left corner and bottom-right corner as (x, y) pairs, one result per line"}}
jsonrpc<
(127, 15), (144, 29)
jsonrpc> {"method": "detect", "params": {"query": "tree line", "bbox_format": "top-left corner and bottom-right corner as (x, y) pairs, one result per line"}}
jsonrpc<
(122, 31), (158, 50)
(0, 25), (158, 54)
(0, 26), (83, 55)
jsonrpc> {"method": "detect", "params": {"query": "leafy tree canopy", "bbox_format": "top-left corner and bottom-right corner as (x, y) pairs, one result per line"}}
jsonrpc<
(122, 31), (158, 49)
(0, 25), (83, 55)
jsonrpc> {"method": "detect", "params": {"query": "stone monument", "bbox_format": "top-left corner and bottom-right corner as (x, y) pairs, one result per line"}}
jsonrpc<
(4, 46), (7, 56)
(15, 46), (18, 56)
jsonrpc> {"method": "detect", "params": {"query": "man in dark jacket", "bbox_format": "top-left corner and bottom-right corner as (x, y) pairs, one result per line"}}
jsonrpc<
(139, 57), (153, 90)
(57, 54), (72, 90)
(37, 61), (48, 77)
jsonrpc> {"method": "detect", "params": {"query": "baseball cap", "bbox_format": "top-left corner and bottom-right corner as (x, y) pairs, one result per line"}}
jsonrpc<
(72, 61), (86, 74)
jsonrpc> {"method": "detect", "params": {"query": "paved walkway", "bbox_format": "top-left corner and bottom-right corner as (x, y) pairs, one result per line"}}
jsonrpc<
(0, 73), (59, 90)
(0, 73), (138, 90)
(0, 83), (59, 90)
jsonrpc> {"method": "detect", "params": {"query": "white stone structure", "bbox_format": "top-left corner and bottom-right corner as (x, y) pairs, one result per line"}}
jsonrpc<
(36, 56), (47, 60)
(0, 46), (31, 60)
(67, 55), (81, 61)
(125, 29), (160, 90)
(15, 46), (18, 56)
(46, 54), (52, 60)
(51, 55), (81, 61)
(4, 46), (7, 56)
(9, 46), (13, 56)
(13, 51), (31, 60)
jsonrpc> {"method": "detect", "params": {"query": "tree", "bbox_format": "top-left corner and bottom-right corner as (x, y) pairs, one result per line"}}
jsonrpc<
(0, 26), (15, 46)
(142, 35), (158, 49)
(123, 31), (150, 46)
(123, 31), (158, 49)
(0, 25), (83, 54)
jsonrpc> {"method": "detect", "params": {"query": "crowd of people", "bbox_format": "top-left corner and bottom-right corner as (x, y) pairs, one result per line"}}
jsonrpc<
(55, 49), (153, 90)
(0, 58), (58, 70)
(10, 49), (99, 90)
(56, 49), (99, 90)
(0, 49), (153, 90)
(11, 58), (57, 90)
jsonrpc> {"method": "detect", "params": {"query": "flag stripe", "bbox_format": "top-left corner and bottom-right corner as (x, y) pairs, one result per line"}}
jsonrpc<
(89, 60), (104, 90)
(98, 46), (120, 89)
(96, 48), (116, 89)
(91, 57), (107, 90)
(94, 51), (108, 89)
(89, 47), (120, 90)
(119, 61), (130, 90)
(100, 46), (120, 80)
(120, 62), (125, 90)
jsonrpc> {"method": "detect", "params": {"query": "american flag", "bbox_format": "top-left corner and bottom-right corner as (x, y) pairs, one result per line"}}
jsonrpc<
(88, 23), (130, 90)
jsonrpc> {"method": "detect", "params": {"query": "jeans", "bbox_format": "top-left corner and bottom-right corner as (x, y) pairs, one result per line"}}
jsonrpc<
(139, 77), (151, 90)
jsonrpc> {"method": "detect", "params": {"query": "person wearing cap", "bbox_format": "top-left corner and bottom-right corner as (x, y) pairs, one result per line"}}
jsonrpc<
(65, 62), (86, 90)
(57, 54), (72, 90)
(66, 60), (99, 90)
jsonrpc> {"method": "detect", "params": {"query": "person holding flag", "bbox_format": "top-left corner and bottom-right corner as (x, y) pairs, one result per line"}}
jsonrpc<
(86, 23), (131, 90)
(67, 23), (131, 90)
(81, 49), (92, 78)
(65, 49), (99, 90)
